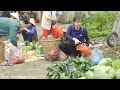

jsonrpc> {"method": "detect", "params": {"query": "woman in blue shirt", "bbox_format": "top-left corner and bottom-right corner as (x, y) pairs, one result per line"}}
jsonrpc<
(22, 18), (38, 43)
(59, 16), (92, 60)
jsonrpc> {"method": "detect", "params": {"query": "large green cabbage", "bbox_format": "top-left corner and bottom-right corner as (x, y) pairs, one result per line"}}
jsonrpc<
(85, 70), (94, 79)
(93, 71), (111, 79)
(97, 58), (112, 66)
(112, 59), (120, 71)
(107, 66), (116, 79)
(115, 70), (120, 79)
(85, 65), (116, 79)
(89, 65), (106, 72)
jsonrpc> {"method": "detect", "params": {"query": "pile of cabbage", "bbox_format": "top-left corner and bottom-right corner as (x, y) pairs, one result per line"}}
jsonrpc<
(84, 58), (120, 79)
(47, 56), (120, 79)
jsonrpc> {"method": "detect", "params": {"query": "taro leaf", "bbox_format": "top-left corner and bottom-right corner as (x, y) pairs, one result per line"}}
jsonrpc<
(48, 72), (53, 76)
(77, 71), (85, 77)
(61, 76), (69, 79)
(68, 63), (77, 72)
(67, 64), (78, 78)
(61, 63), (68, 74)
(59, 64), (64, 72)
(54, 74), (60, 79)
(47, 71), (56, 79)
(50, 73), (57, 79)
(47, 63), (63, 79)
(67, 70), (72, 78)
(71, 72), (77, 79)
(51, 71), (61, 79)
(47, 55), (94, 79)
(83, 64), (89, 72)
(59, 73), (69, 79)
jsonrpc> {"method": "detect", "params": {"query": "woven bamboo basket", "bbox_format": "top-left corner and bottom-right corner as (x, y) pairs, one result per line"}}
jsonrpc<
(41, 38), (61, 61)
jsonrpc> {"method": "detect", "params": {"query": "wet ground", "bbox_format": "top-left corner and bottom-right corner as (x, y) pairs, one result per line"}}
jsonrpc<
(0, 23), (119, 79)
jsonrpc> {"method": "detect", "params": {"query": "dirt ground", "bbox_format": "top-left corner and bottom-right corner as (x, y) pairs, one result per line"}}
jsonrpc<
(0, 23), (66, 79)
(0, 23), (119, 79)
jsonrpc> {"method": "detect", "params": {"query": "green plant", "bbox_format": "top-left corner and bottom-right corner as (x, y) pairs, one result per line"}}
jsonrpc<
(46, 57), (94, 79)
(69, 11), (118, 38)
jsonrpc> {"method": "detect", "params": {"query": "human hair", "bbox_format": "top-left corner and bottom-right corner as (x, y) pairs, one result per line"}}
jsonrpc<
(73, 16), (81, 22)
(30, 23), (35, 26)
(20, 20), (25, 23)
(20, 20), (26, 28)
(18, 11), (24, 15)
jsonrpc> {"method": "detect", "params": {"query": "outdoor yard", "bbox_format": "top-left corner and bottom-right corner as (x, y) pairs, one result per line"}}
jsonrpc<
(0, 23), (65, 79)
(0, 23), (119, 79)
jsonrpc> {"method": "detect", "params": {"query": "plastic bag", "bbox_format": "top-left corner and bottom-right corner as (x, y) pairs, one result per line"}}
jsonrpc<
(48, 46), (60, 58)
(54, 23), (64, 38)
(56, 11), (63, 18)
(91, 48), (104, 65)
(76, 43), (92, 55)
(9, 45), (25, 64)
(80, 56), (90, 62)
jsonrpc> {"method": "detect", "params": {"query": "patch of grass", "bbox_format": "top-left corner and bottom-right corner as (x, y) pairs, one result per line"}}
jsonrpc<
(88, 30), (112, 38)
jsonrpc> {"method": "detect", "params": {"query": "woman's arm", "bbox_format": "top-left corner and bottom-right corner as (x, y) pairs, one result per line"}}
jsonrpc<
(65, 25), (81, 44)
(45, 11), (59, 22)
(45, 16), (59, 22)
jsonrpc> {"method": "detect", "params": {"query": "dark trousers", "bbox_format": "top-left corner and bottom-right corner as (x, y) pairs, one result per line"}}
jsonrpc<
(58, 39), (81, 57)
(22, 30), (28, 41)
(22, 30), (38, 42)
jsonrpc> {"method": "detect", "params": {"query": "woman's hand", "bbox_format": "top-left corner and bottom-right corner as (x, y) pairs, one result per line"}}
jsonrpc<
(88, 44), (96, 49)
(21, 27), (30, 33)
(16, 35), (19, 41)
(45, 16), (59, 22)
(21, 27), (26, 31)
(72, 37), (81, 44)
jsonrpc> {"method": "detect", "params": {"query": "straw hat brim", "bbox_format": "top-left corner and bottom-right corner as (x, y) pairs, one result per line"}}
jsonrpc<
(10, 12), (19, 20)
(29, 18), (36, 26)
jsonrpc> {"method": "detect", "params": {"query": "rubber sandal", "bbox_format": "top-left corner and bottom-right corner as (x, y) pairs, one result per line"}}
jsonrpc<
(1, 60), (13, 66)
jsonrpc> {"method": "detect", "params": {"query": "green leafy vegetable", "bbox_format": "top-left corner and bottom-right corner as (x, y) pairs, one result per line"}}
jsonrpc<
(47, 57), (93, 79)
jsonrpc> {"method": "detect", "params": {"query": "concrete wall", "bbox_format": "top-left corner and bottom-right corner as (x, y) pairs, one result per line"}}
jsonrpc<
(36, 11), (43, 21)
(36, 11), (75, 23)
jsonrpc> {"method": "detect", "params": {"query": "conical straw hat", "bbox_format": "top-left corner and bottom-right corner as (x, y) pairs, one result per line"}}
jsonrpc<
(29, 18), (36, 26)
(10, 12), (19, 20)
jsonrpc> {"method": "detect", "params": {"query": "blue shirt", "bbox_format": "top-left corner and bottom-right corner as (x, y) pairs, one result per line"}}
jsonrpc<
(65, 24), (90, 44)
(26, 25), (38, 42)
